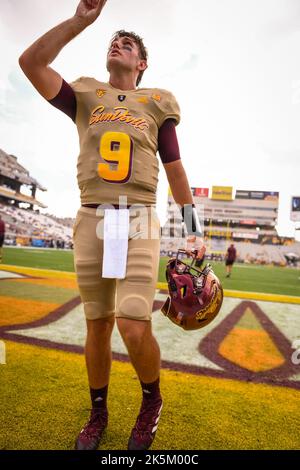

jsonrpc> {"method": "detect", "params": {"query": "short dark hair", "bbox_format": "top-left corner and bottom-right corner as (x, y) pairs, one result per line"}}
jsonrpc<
(109, 30), (148, 86)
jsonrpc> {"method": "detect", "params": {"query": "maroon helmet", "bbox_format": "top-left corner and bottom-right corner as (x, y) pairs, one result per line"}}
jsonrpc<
(161, 250), (223, 330)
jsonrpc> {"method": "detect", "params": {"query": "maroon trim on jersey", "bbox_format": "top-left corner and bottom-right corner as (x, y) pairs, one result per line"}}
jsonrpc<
(48, 79), (77, 122)
(47, 81), (181, 163)
(158, 119), (181, 164)
(0, 219), (5, 234)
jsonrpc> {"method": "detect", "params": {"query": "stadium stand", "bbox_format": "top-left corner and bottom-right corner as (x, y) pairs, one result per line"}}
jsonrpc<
(161, 186), (300, 267)
(0, 148), (73, 248)
(0, 203), (73, 248)
(0, 148), (47, 207)
(160, 236), (300, 266)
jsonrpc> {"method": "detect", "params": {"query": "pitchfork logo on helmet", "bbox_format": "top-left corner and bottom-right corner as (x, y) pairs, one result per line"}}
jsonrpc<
(161, 250), (223, 330)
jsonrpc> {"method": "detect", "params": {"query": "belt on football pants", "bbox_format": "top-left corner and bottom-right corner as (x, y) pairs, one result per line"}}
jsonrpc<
(82, 203), (154, 209)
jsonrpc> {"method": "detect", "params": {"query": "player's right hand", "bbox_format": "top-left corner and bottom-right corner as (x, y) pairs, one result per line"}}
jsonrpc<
(185, 235), (206, 259)
(75, 0), (107, 26)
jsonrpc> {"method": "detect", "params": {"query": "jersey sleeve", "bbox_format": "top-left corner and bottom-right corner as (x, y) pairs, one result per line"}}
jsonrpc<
(155, 90), (181, 129)
(47, 79), (77, 122)
(158, 119), (181, 164)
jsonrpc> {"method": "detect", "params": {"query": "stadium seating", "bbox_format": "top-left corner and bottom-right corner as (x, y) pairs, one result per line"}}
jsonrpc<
(0, 202), (73, 248)
(160, 237), (300, 266)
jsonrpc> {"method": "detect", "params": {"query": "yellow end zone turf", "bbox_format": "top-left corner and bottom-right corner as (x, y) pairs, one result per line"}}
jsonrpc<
(0, 341), (299, 450)
(0, 297), (60, 327)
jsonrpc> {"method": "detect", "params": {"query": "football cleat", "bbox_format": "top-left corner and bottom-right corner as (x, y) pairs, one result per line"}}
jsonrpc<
(75, 407), (108, 450)
(127, 397), (163, 450)
(161, 249), (223, 330)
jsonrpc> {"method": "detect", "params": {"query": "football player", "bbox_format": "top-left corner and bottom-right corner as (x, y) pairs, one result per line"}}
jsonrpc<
(225, 243), (237, 278)
(19, 0), (205, 451)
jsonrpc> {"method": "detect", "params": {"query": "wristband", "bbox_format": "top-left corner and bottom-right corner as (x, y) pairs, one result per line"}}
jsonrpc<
(181, 204), (202, 237)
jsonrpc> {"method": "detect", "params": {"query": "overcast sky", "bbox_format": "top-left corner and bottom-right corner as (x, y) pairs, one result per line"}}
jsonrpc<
(1, 0), (300, 238)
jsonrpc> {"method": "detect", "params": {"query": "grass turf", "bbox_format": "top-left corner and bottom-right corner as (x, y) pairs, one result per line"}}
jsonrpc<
(0, 341), (299, 450)
(2, 247), (300, 297)
(2, 247), (74, 272)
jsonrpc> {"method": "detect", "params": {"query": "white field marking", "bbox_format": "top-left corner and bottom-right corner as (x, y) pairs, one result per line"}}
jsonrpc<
(0, 341), (6, 364)
(6, 298), (239, 371)
(6, 294), (300, 381)
(0, 270), (25, 279)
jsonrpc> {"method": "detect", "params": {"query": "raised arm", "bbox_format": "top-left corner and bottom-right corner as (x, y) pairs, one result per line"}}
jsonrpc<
(18, 0), (107, 100)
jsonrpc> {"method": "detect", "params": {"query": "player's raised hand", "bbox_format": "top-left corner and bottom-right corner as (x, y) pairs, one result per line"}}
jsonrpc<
(75, 0), (107, 26)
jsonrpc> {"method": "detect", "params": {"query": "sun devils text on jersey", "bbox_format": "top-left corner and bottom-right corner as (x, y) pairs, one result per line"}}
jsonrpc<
(70, 77), (180, 206)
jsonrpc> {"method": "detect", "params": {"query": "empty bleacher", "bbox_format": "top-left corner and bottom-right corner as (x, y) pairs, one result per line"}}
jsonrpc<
(0, 203), (73, 246)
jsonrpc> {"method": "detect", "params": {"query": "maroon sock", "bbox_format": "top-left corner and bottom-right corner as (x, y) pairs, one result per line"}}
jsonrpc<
(140, 377), (161, 401)
(90, 385), (108, 409)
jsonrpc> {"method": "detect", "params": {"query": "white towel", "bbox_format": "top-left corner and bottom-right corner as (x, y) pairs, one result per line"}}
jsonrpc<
(102, 209), (130, 279)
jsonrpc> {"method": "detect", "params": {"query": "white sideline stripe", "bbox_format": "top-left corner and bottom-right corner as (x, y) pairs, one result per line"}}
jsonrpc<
(0, 270), (24, 279)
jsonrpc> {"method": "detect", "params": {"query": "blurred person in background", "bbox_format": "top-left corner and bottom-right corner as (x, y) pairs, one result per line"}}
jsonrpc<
(225, 243), (237, 278)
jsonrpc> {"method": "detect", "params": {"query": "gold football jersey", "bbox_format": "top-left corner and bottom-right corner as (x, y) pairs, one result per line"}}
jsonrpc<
(70, 77), (180, 206)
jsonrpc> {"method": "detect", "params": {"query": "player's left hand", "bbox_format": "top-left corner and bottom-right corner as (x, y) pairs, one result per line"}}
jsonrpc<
(185, 235), (206, 259)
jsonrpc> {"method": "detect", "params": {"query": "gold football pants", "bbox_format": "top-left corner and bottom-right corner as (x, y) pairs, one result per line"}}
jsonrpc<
(73, 205), (161, 321)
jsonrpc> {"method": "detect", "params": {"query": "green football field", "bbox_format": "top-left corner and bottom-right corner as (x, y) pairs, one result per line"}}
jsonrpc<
(2, 246), (300, 296)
